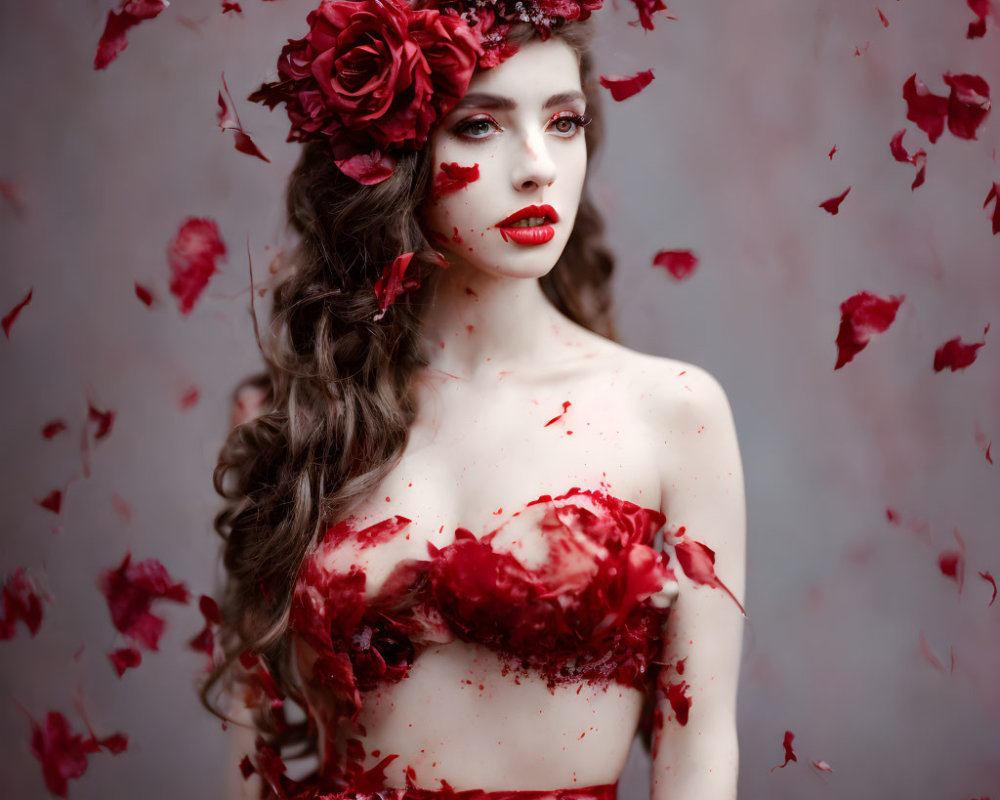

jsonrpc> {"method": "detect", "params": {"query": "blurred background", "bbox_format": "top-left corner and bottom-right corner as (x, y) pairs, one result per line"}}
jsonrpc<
(1, 0), (998, 797)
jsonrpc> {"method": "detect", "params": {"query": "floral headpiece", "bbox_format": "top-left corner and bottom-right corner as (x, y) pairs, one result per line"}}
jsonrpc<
(248, 0), (603, 184)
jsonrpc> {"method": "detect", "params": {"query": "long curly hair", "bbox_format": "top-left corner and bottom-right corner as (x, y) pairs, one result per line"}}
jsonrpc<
(203, 18), (617, 766)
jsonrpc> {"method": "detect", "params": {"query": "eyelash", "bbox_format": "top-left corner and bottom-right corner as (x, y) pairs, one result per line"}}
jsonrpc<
(451, 112), (592, 141)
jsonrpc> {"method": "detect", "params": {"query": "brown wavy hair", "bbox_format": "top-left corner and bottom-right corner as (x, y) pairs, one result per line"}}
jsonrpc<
(203, 18), (617, 767)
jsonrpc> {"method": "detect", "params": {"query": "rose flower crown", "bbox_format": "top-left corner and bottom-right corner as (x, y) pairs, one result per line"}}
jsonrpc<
(248, 0), (664, 184)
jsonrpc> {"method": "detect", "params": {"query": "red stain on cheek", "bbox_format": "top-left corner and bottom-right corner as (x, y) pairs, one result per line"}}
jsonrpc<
(432, 162), (480, 201)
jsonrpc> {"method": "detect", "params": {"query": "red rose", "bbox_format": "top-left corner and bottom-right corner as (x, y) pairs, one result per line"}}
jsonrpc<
(249, 0), (481, 184)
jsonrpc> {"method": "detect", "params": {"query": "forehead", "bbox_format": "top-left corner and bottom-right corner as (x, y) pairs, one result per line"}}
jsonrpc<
(465, 38), (583, 102)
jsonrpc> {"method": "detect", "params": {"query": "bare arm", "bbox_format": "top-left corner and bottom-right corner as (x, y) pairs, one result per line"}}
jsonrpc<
(650, 365), (746, 800)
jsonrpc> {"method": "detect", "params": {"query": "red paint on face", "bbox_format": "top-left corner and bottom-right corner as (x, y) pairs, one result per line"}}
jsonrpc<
(433, 162), (480, 201)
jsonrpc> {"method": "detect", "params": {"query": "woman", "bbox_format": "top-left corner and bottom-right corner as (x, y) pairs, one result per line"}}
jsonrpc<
(207, 1), (745, 798)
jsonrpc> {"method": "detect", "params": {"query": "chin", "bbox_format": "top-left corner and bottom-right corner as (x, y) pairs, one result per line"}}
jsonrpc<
(438, 234), (570, 281)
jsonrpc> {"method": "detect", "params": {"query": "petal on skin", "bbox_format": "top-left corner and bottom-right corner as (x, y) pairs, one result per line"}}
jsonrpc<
(819, 186), (851, 214)
(94, 0), (170, 71)
(2, 287), (33, 338)
(599, 70), (655, 102)
(933, 336), (985, 372)
(833, 291), (904, 369)
(662, 679), (691, 725)
(672, 530), (746, 615)
(903, 74), (949, 143)
(652, 249), (698, 280)
(770, 730), (798, 772)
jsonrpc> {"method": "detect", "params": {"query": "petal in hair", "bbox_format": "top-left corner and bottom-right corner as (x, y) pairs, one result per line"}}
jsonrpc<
(903, 74), (949, 143)
(833, 291), (903, 369)
(933, 336), (985, 372)
(652, 250), (698, 281)
(94, 0), (170, 71)
(168, 217), (227, 315)
(599, 70), (655, 102)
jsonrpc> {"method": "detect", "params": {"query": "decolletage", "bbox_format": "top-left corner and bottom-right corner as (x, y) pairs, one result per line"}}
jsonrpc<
(291, 488), (676, 719)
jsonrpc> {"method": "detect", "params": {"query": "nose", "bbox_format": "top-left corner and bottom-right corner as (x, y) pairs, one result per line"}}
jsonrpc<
(510, 129), (556, 192)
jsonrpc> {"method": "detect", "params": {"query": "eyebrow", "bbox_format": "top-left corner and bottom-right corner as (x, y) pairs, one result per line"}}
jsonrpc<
(452, 90), (587, 111)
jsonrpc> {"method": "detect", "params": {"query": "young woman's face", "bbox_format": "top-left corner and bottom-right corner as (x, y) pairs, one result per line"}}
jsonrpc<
(422, 37), (589, 280)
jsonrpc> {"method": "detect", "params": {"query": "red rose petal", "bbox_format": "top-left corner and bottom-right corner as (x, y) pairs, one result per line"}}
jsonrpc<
(828, 145), (837, 159)
(233, 131), (271, 162)
(599, 70), (655, 102)
(88, 402), (116, 440)
(967, 0), (991, 37)
(628, 0), (674, 30)
(652, 249), (698, 281)
(98, 553), (190, 650)
(335, 150), (397, 185)
(189, 594), (222, 659)
(978, 570), (997, 606)
(890, 130), (928, 189)
(134, 282), (154, 306)
(833, 291), (904, 369)
(168, 217), (227, 315)
(218, 75), (270, 163)
(673, 531), (746, 615)
(222, 2), (242, 13)
(373, 252), (419, 321)
(433, 162), (480, 200)
(1, 568), (45, 640)
(29, 711), (127, 797)
(943, 73), (992, 140)
(819, 186), (851, 214)
(42, 420), (68, 439)
(108, 646), (142, 677)
(933, 336), (985, 372)
(770, 730), (798, 772)
(2, 287), (33, 338)
(35, 489), (63, 515)
(903, 74), (949, 143)
(877, 7), (889, 27)
(94, 0), (169, 71)
(984, 181), (1000, 235)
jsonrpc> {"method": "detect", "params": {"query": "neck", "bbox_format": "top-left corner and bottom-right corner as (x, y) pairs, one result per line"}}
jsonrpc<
(420, 264), (566, 381)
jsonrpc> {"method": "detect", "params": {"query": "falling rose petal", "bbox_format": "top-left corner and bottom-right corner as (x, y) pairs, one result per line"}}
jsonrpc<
(811, 760), (834, 773)
(544, 401), (572, 427)
(94, 0), (170, 71)
(653, 249), (698, 281)
(627, 0), (675, 30)
(833, 291), (904, 369)
(222, 2), (243, 12)
(919, 630), (946, 672)
(911, 150), (927, 190)
(984, 182), (1000, 235)
(2, 287), (33, 339)
(108, 646), (142, 677)
(886, 507), (901, 523)
(1, 568), (45, 640)
(373, 252), (419, 321)
(35, 489), (63, 515)
(673, 531), (746, 615)
(134, 282), (154, 306)
(218, 75), (270, 163)
(41, 420), (68, 439)
(819, 186), (851, 215)
(828, 145), (837, 159)
(29, 710), (127, 797)
(88, 402), (116, 440)
(770, 730), (797, 772)
(938, 548), (966, 594)
(233, 131), (270, 162)
(599, 70), (655, 102)
(433, 163), (480, 200)
(876, 7), (889, 26)
(890, 129), (914, 163)
(903, 74), (949, 143)
(179, 386), (200, 410)
(98, 553), (190, 650)
(943, 73), (992, 140)
(933, 336), (985, 372)
(967, 0), (991, 38)
(168, 217), (227, 315)
(978, 571), (997, 606)
(189, 594), (221, 659)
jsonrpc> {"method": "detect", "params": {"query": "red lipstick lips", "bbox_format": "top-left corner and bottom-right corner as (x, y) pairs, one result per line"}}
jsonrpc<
(497, 204), (559, 246)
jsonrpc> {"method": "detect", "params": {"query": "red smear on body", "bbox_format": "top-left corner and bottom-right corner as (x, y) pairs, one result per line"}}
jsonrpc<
(218, 74), (270, 162)
(42, 420), (68, 439)
(36, 489), (63, 515)
(168, 217), (227, 315)
(1, 568), (45, 640)
(828, 145), (837, 159)
(769, 730), (797, 772)
(599, 70), (655, 102)
(903, 74), (949, 143)
(109, 646), (142, 676)
(373, 253), (419, 321)
(978, 570), (997, 606)
(98, 553), (190, 650)
(934, 336), (984, 372)
(811, 760), (834, 773)
(672, 530), (746, 615)
(2, 287), (33, 338)
(967, 0), (991, 38)
(943, 73), (991, 140)
(663, 680), (691, 725)
(876, 7), (889, 26)
(833, 291), (903, 369)
(652, 250), (698, 280)
(433, 163), (480, 200)
(29, 710), (126, 796)
(628, 0), (674, 30)
(544, 401), (572, 427)
(819, 186), (851, 214)
(984, 182), (1000, 235)
(134, 282), (154, 306)
(180, 386), (200, 409)
(88, 402), (115, 440)
(94, 0), (169, 70)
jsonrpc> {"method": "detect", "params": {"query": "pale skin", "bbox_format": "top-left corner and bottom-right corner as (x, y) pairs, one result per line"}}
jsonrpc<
(230, 37), (745, 800)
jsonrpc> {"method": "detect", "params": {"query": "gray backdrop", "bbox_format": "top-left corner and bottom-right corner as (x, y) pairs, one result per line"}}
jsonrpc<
(2, 0), (998, 798)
